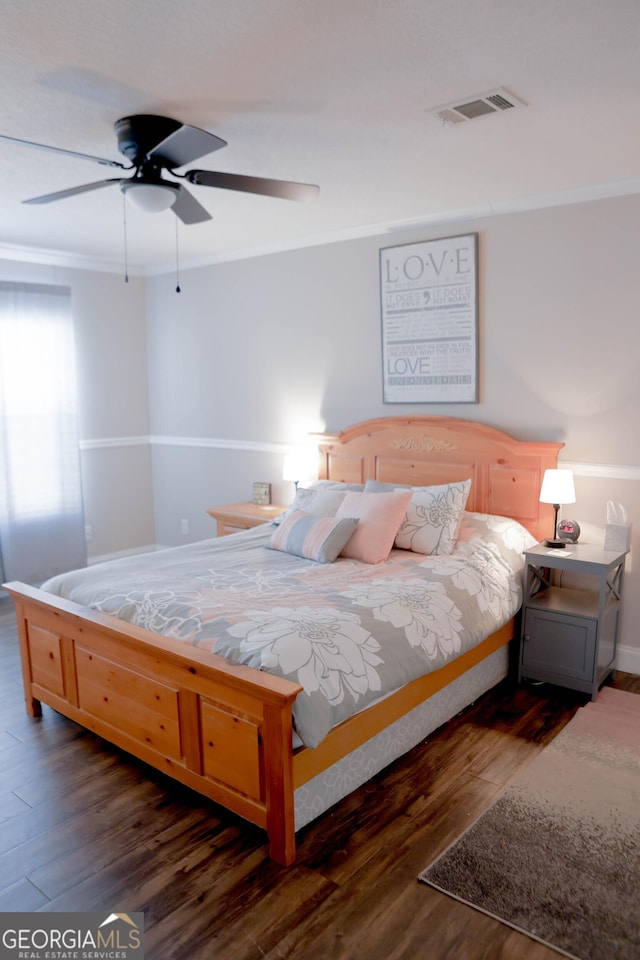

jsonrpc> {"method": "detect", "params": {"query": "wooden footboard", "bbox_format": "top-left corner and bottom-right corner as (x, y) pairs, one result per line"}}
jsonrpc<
(4, 582), (303, 866)
(5, 580), (516, 865)
(6, 579), (515, 866)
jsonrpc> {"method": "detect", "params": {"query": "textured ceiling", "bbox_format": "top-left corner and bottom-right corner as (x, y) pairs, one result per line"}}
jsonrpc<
(0, 0), (639, 272)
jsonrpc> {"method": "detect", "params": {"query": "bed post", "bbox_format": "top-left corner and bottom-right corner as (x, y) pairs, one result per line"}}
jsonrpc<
(262, 701), (297, 866)
(12, 597), (43, 718)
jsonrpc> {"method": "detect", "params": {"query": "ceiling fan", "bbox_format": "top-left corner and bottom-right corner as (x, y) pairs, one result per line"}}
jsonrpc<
(0, 114), (320, 223)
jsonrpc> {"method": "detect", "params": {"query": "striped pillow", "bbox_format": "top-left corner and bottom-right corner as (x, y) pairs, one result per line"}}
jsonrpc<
(269, 510), (359, 563)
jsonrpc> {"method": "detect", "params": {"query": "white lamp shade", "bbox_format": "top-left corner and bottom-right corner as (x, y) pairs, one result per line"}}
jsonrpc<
(120, 181), (179, 212)
(282, 447), (317, 484)
(539, 469), (576, 505)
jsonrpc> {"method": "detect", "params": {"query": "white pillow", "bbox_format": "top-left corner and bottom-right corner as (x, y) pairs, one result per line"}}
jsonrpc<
(274, 481), (364, 525)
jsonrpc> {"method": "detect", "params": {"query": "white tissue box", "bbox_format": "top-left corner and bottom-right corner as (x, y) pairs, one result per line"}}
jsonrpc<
(603, 522), (631, 553)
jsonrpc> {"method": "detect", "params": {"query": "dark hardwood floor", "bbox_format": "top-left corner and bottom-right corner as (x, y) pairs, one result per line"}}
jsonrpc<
(1, 595), (638, 959)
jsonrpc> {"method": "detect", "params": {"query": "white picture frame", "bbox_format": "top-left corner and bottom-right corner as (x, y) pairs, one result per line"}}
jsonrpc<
(380, 232), (478, 403)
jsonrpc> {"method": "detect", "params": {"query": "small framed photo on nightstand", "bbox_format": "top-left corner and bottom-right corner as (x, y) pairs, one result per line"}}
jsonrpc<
(253, 482), (272, 505)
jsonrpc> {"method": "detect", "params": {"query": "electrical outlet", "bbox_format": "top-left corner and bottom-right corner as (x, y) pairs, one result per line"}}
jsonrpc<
(85, 525), (93, 541)
(181, 518), (189, 535)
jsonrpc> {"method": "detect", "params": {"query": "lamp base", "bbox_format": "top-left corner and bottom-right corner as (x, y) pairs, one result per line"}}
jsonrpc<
(543, 538), (566, 549)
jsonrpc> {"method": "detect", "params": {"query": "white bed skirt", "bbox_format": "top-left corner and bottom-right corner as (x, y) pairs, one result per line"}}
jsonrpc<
(294, 644), (508, 831)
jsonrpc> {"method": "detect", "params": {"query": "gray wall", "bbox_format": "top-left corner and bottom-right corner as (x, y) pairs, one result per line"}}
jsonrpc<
(3, 191), (639, 670)
(145, 193), (640, 670)
(146, 195), (640, 452)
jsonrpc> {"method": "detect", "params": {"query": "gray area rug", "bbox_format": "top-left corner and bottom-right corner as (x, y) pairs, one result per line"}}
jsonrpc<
(419, 686), (640, 960)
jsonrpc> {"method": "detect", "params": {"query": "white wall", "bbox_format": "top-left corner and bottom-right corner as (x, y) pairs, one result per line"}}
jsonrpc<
(145, 193), (640, 670)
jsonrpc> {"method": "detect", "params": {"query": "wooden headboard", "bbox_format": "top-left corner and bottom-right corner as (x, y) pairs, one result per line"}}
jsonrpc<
(315, 417), (563, 542)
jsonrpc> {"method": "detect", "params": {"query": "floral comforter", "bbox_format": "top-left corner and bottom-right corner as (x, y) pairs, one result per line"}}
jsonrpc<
(42, 513), (535, 748)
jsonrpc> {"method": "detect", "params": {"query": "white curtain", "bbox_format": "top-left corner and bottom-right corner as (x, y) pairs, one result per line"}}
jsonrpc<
(0, 282), (87, 584)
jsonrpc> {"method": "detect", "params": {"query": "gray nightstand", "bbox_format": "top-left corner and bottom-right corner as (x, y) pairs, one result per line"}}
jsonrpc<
(518, 542), (626, 700)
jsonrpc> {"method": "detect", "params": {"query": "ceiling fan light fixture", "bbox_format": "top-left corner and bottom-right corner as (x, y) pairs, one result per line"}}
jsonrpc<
(7, 114), (317, 223)
(120, 180), (180, 213)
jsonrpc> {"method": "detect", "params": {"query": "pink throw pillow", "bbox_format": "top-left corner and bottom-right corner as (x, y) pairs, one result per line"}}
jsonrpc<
(335, 490), (413, 564)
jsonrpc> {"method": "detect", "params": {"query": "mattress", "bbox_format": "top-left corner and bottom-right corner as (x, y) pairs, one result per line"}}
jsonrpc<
(42, 511), (534, 749)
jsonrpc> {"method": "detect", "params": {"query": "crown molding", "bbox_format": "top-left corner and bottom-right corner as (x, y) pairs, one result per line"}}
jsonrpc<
(2, 177), (639, 276)
(0, 241), (143, 276)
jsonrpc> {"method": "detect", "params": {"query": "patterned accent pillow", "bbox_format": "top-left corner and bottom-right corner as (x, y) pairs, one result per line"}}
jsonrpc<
(364, 478), (471, 555)
(269, 510), (359, 563)
(334, 490), (413, 564)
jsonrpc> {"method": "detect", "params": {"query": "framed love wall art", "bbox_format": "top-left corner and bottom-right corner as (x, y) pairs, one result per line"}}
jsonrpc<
(380, 232), (478, 403)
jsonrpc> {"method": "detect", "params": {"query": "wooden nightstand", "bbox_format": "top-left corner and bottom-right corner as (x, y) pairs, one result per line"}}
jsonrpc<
(207, 502), (286, 537)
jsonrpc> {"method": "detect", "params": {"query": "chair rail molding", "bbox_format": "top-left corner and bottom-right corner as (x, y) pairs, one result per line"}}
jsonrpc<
(79, 435), (290, 455)
(78, 438), (640, 482)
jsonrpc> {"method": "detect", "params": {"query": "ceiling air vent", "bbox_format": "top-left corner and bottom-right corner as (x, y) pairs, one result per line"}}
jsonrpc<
(431, 88), (526, 125)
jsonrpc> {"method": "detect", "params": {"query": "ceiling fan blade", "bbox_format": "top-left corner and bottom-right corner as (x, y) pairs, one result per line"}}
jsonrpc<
(149, 123), (227, 169)
(171, 184), (212, 224)
(0, 133), (128, 169)
(23, 178), (123, 205)
(185, 169), (319, 202)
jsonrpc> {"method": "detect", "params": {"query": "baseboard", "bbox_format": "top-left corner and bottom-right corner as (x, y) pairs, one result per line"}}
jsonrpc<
(617, 644), (640, 677)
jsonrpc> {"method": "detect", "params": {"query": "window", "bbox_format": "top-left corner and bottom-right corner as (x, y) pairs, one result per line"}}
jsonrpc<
(0, 282), (86, 583)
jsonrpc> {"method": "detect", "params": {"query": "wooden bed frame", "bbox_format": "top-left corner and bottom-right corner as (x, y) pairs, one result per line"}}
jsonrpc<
(3, 417), (562, 865)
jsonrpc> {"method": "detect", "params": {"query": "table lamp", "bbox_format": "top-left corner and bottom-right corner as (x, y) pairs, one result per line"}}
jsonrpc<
(282, 447), (317, 491)
(539, 469), (576, 548)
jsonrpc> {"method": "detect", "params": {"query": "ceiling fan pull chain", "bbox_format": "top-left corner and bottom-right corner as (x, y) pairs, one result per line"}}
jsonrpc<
(122, 193), (129, 284)
(175, 216), (181, 293)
